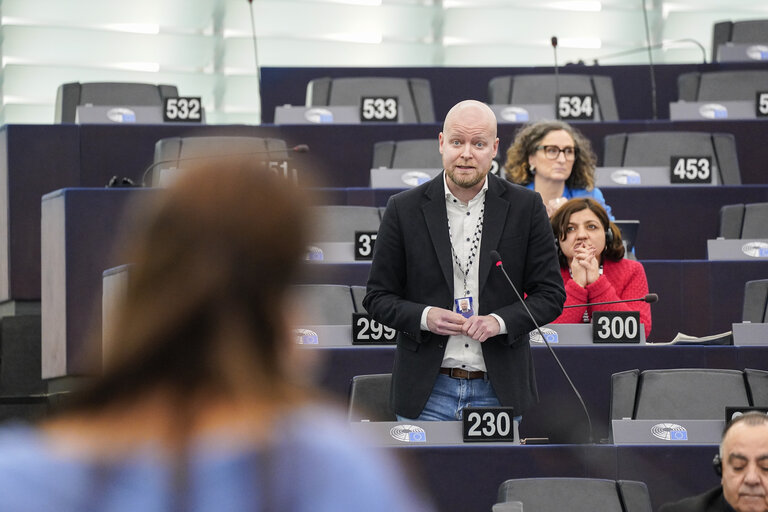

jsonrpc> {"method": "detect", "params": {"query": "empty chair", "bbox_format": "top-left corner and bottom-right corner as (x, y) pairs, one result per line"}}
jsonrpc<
(348, 373), (395, 422)
(306, 77), (435, 123)
(55, 81), (179, 123)
(496, 478), (652, 512)
(603, 131), (741, 185)
(292, 284), (355, 326)
(718, 202), (768, 238)
(488, 74), (619, 121)
(712, 19), (768, 61)
(370, 139), (442, 188)
(372, 139), (441, 169)
(350, 285), (367, 314)
(310, 205), (381, 243)
(149, 136), (289, 186)
(743, 279), (768, 323)
(610, 368), (768, 421)
(677, 70), (768, 102)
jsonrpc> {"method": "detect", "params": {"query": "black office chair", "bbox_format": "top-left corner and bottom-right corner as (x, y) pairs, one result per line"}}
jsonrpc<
(712, 19), (768, 61)
(292, 284), (355, 326)
(603, 131), (741, 185)
(306, 77), (435, 123)
(496, 478), (652, 512)
(677, 70), (768, 102)
(488, 74), (619, 121)
(743, 280), (768, 323)
(372, 139), (442, 169)
(610, 368), (768, 421)
(350, 285), (367, 314)
(55, 82), (179, 123)
(348, 373), (395, 422)
(718, 203), (768, 239)
(149, 136), (289, 186)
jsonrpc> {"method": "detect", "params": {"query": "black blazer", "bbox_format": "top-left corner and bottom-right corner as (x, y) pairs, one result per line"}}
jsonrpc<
(659, 486), (734, 512)
(363, 172), (565, 418)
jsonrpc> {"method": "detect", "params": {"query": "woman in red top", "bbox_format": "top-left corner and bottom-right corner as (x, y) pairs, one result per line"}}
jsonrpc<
(550, 198), (652, 336)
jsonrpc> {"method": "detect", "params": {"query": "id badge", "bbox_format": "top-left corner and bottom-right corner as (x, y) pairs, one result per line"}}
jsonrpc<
(455, 296), (475, 318)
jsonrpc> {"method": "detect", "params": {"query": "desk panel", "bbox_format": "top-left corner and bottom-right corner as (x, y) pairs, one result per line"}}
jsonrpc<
(4, 120), (768, 302)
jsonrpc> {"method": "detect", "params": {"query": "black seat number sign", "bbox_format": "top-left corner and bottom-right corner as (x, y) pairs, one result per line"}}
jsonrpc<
(360, 97), (398, 122)
(352, 313), (396, 345)
(757, 92), (768, 118)
(670, 156), (712, 184)
(557, 94), (596, 120)
(163, 97), (202, 122)
(354, 231), (377, 260)
(593, 311), (641, 343)
(463, 407), (516, 442)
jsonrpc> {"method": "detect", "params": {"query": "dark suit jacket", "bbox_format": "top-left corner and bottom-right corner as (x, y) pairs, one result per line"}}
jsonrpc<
(658, 486), (735, 512)
(363, 172), (565, 418)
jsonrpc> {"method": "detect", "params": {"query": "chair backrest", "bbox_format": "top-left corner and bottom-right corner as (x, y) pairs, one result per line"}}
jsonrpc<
(496, 478), (652, 512)
(309, 206), (381, 243)
(712, 19), (768, 61)
(150, 136), (289, 186)
(743, 279), (768, 323)
(677, 70), (768, 101)
(610, 368), (768, 420)
(306, 77), (435, 123)
(292, 284), (355, 326)
(348, 373), (395, 421)
(372, 139), (442, 168)
(719, 202), (768, 239)
(602, 131), (741, 185)
(488, 74), (619, 121)
(350, 285), (367, 313)
(55, 82), (179, 123)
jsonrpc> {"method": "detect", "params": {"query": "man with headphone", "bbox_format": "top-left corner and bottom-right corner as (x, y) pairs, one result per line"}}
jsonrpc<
(660, 412), (768, 512)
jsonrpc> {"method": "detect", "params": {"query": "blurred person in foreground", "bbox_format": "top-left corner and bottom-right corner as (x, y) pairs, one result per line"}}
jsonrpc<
(550, 198), (651, 336)
(504, 120), (613, 219)
(0, 161), (433, 512)
(660, 411), (768, 512)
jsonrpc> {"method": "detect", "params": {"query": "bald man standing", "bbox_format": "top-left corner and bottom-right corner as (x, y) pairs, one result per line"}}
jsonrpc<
(364, 100), (565, 421)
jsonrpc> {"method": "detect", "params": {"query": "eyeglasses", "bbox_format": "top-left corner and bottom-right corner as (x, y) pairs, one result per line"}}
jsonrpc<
(536, 145), (577, 161)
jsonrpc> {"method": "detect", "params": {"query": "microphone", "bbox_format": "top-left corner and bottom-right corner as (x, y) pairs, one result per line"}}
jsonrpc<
(490, 250), (594, 444)
(551, 36), (561, 117)
(247, 0), (262, 94)
(591, 39), (707, 65)
(563, 293), (658, 308)
(140, 144), (310, 187)
(640, 0), (658, 120)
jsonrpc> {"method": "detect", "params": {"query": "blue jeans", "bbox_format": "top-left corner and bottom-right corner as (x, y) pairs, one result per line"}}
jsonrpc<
(397, 373), (503, 421)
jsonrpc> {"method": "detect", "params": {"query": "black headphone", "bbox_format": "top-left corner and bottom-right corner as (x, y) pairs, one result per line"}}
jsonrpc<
(712, 453), (722, 476)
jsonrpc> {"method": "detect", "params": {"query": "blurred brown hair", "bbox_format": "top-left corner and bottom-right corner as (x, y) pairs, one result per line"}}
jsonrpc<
(69, 158), (313, 414)
(551, 197), (624, 267)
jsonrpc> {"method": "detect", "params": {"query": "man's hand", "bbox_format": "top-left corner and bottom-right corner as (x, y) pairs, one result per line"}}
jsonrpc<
(462, 315), (500, 342)
(427, 308), (467, 335)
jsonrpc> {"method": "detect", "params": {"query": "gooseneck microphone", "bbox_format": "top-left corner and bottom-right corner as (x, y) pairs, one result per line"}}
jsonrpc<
(247, 0), (261, 90)
(563, 293), (658, 309)
(490, 250), (593, 444)
(640, 0), (658, 120)
(140, 144), (310, 187)
(551, 36), (561, 116)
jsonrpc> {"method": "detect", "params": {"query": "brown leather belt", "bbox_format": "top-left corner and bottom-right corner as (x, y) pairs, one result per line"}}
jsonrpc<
(440, 367), (486, 380)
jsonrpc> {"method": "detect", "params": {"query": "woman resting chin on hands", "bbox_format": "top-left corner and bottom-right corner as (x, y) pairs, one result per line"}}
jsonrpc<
(550, 198), (652, 337)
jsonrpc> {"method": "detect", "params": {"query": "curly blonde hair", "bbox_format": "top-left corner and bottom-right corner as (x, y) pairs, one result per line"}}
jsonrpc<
(503, 120), (597, 190)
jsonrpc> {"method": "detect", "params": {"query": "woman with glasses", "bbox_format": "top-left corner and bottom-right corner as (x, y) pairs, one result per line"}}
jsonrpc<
(504, 120), (613, 219)
(550, 198), (651, 336)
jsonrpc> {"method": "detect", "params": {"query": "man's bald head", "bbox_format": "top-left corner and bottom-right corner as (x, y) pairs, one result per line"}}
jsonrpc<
(443, 100), (498, 139)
